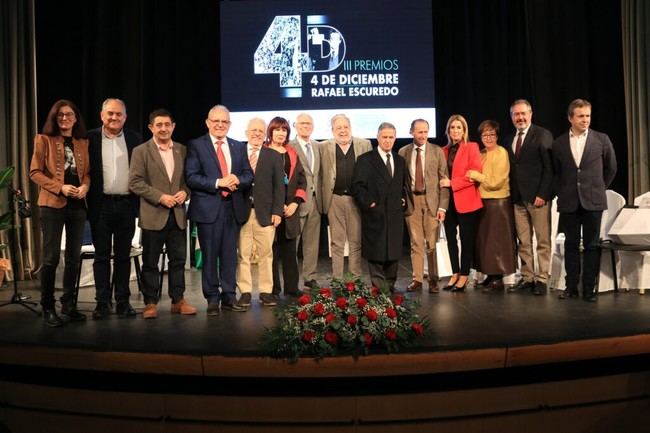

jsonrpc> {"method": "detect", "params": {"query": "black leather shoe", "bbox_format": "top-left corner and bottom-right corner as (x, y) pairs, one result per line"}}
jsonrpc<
(482, 279), (504, 293)
(558, 290), (580, 300)
(407, 280), (423, 292)
(92, 302), (111, 320)
(583, 292), (598, 302)
(43, 309), (65, 327)
(116, 302), (137, 317)
(207, 302), (220, 316)
(478, 275), (495, 288)
(285, 289), (304, 298)
(304, 279), (320, 291)
(450, 281), (467, 292)
(221, 300), (246, 312)
(61, 304), (87, 322)
(532, 281), (547, 296)
(508, 280), (535, 293)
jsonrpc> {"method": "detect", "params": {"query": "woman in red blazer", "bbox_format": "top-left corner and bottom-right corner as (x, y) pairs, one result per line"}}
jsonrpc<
(266, 117), (307, 298)
(439, 114), (483, 291)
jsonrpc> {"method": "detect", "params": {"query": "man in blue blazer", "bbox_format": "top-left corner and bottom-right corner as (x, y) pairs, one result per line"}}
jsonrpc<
(186, 105), (253, 315)
(552, 99), (617, 302)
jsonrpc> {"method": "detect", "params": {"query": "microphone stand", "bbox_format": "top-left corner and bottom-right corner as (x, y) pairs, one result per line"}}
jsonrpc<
(0, 186), (39, 314)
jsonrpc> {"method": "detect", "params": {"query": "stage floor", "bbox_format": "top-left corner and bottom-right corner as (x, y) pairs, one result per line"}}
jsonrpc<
(1, 256), (649, 362)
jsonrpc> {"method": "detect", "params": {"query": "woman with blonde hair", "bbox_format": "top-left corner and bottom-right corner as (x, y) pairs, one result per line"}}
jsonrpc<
(439, 114), (483, 292)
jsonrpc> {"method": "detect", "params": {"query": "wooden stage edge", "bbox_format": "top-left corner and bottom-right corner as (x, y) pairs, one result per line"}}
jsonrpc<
(2, 333), (649, 378)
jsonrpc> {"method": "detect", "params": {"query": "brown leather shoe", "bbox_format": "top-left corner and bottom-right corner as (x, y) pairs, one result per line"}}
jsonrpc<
(171, 299), (197, 315)
(428, 280), (439, 293)
(407, 280), (423, 292)
(143, 304), (158, 319)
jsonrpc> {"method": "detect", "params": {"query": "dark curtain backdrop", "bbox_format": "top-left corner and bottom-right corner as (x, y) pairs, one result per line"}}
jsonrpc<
(34, 0), (627, 197)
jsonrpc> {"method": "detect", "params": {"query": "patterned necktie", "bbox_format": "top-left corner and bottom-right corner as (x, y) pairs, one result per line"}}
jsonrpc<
(415, 146), (424, 193)
(249, 146), (259, 173)
(514, 131), (524, 157)
(216, 140), (230, 197)
(386, 153), (393, 177)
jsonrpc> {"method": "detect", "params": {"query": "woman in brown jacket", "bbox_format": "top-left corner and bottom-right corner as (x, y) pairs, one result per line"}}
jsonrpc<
(30, 100), (90, 327)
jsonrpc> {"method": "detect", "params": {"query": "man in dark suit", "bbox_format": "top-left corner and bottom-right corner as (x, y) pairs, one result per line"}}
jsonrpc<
(351, 122), (408, 292)
(87, 98), (141, 319)
(399, 119), (449, 293)
(129, 109), (196, 319)
(553, 99), (617, 302)
(236, 118), (284, 308)
(290, 113), (322, 291)
(506, 99), (554, 295)
(186, 105), (253, 315)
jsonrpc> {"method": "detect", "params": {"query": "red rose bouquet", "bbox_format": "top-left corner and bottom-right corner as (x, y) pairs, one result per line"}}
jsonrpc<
(262, 276), (430, 361)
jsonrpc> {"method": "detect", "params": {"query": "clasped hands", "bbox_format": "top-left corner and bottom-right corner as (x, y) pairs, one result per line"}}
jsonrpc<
(159, 191), (187, 208)
(218, 174), (240, 191)
(61, 184), (88, 199)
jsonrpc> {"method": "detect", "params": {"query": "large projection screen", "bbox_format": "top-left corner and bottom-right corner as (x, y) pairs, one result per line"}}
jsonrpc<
(220, 0), (435, 140)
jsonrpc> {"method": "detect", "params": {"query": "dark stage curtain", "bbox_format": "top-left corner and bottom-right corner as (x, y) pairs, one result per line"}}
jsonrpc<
(622, 0), (650, 202)
(34, 0), (629, 197)
(1, 0), (39, 281)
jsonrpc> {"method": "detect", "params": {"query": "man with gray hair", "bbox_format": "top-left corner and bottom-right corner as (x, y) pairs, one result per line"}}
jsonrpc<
(319, 114), (371, 278)
(87, 98), (141, 320)
(506, 99), (554, 296)
(236, 118), (284, 308)
(351, 122), (408, 291)
(290, 113), (322, 291)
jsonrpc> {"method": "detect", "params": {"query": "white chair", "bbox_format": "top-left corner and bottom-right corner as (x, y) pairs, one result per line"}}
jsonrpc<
(596, 190), (626, 292)
(617, 192), (650, 294)
(549, 197), (567, 289)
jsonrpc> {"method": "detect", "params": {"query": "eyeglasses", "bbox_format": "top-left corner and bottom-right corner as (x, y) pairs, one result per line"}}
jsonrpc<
(208, 119), (231, 125)
(57, 112), (76, 119)
(481, 133), (497, 138)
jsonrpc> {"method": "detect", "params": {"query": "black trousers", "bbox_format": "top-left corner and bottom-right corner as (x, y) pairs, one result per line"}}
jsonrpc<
(90, 196), (135, 304)
(560, 206), (602, 295)
(272, 222), (300, 295)
(140, 211), (187, 305)
(444, 196), (480, 276)
(39, 206), (86, 309)
(368, 259), (399, 291)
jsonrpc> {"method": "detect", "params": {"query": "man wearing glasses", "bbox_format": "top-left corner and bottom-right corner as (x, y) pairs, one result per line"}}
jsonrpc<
(87, 98), (141, 319)
(186, 105), (253, 315)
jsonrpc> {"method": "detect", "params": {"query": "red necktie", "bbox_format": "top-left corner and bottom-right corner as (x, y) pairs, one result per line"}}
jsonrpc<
(514, 131), (524, 157)
(216, 140), (230, 197)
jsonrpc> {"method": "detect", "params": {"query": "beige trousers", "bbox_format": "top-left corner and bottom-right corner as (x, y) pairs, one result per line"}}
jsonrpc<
(514, 202), (551, 283)
(328, 194), (363, 278)
(236, 209), (275, 294)
(406, 194), (439, 282)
